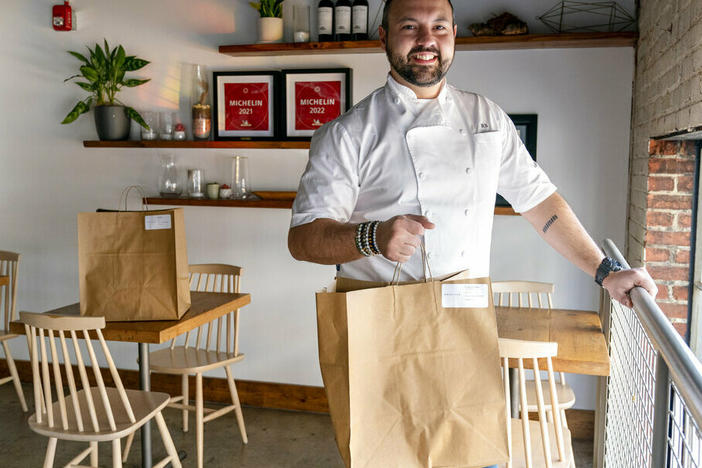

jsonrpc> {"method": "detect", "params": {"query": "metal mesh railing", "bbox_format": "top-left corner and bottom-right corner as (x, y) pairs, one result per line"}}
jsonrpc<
(601, 240), (702, 468)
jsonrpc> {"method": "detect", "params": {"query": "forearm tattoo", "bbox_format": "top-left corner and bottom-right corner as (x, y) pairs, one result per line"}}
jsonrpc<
(542, 214), (558, 233)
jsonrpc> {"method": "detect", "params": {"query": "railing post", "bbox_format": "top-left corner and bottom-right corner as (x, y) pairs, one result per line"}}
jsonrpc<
(651, 354), (670, 467)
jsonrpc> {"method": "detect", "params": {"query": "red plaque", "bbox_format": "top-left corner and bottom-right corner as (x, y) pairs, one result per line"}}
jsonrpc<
(223, 82), (270, 131)
(294, 81), (342, 131)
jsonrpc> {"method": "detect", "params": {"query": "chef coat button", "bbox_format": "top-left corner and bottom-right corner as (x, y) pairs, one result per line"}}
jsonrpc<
(464, 209), (469, 216)
(459, 129), (466, 135)
(418, 172), (425, 180)
(424, 210), (432, 218)
(426, 252), (433, 259)
(465, 167), (472, 174)
(460, 250), (465, 257)
(394, 98), (401, 104)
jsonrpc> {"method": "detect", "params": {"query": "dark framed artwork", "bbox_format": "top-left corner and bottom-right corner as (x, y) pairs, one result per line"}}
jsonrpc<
(496, 114), (538, 207)
(281, 68), (352, 139)
(212, 71), (281, 140)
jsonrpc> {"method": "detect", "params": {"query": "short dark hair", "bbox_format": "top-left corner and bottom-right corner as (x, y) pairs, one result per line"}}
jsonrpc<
(381, 0), (455, 31)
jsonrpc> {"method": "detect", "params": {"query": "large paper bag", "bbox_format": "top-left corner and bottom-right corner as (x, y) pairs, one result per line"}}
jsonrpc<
(78, 208), (191, 321)
(316, 274), (508, 467)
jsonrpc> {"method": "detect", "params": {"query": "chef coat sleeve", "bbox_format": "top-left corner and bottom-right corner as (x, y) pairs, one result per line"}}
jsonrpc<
(290, 120), (360, 227)
(495, 111), (557, 213)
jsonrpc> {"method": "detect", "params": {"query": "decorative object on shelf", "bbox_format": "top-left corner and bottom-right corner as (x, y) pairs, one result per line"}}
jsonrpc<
(206, 182), (220, 199)
(158, 154), (181, 198)
(219, 184), (233, 199)
(352, 0), (369, 40)
(187, 168), (204, 198)
(281, 68), (352, 139)
(250, 0), (284, 43)
(232, 156), (256, 199)
(173, 121), (186, 140)
(334, 0), (352, 41)
(293, 5), (311, 42)
(192, 64), (211, 140)
(213, 71), (281, 140)
(141, 111), (158, 140)
(495, 114), (538, 208)
(469, 12), (528, 36)
(159, 111), (175, 140)
(538, 1), (636, 33)
(61, 39), (150, 140)
(317, 0), (334, 41)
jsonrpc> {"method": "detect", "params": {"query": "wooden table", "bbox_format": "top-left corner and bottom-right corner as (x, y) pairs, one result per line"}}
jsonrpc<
(0, 275), (8, 287)
(10, 291), (251, 468)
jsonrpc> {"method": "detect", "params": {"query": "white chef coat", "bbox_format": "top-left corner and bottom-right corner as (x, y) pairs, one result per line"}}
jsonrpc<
(291, 75), (557, 282)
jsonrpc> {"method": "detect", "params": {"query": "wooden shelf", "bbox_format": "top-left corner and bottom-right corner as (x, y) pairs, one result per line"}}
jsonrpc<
(145, 193), (518, 215)
(219, 32), (637, 57)
(83, 140), (310, 149)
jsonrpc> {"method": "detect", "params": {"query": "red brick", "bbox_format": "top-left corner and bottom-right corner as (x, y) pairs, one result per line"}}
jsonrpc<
(645, 230), (691, 247)
(682, 141), (698, 157)
(645, 247), (670, 262)
(672, 286), (689, 301)
(673, 322), (688, 338)
(648, 176), (675, 191)
(677, 213), (692, 229)
(677, 175), (694, 193)
(648, 140), (680, 155)
(647, 265), (690, 281)
(659, 302), (688, 319)
(646, 193), (692, 210)
(648, 158), (696, 174)
(675, 249), (690, 264)
(646, 211), (674, 227)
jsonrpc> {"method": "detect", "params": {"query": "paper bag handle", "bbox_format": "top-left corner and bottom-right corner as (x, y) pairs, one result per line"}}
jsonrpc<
(391, 243), (433, 284)
(118, 185), (150, 211)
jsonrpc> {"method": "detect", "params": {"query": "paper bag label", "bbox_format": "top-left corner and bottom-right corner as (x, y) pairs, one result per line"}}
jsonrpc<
(144, 214), (172, 230)
(441, 283), (489, 308)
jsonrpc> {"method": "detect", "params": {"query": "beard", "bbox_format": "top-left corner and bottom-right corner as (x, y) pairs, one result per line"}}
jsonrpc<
(386, 44), (453, 87)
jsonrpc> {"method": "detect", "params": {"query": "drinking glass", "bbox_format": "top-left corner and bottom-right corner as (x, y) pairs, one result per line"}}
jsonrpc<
(187, 168), (204, 198)
(158, 154), (181, 198)
(293, 6), (311, 42)
(141, 111), (158, 140)
(232, 156), (252, 199)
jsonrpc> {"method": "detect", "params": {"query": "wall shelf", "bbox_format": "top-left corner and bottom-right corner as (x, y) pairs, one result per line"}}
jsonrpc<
(145, 193), (519, 215)
(219, 32), (637, 57)
(84, 140), (310, 149)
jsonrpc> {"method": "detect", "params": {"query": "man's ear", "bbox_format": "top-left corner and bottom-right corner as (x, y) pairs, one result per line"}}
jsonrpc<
(379, 26), (387, 51)
(453, 23), (457, 37)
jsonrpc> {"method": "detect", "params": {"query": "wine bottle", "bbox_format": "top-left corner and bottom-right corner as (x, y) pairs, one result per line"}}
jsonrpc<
(317, 0), (334, 42)
(334, 0), (352, 41)
(352, 0), (369, 40)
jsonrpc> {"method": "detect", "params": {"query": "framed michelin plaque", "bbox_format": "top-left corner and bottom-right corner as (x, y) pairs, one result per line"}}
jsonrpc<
(281, 68), (352, 139)
(213, 71), (281, 140)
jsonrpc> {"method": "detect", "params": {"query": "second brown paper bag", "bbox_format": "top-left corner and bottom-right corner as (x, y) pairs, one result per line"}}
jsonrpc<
(316, 274), (509, 468)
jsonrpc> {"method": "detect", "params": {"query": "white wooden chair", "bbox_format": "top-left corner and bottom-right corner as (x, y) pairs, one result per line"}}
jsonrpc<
(492, 281), (575, 428)
(21, 311), (182, 468)
(125, 264), (247, 468)
(0, 251), (28, 412)
(499, 338), (575, 468)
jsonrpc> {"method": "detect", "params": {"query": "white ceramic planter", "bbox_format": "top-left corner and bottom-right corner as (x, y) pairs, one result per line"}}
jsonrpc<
(258, 17), (283, 43)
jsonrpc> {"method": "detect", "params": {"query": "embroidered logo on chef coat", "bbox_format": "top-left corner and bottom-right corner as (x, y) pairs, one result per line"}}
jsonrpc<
(480, 123), (488, 129)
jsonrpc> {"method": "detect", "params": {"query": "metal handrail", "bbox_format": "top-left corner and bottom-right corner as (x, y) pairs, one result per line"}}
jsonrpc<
(603, 238), (702, 425)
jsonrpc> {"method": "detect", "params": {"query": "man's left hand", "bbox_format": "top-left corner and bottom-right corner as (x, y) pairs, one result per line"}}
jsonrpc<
(602, 268), (658, 307)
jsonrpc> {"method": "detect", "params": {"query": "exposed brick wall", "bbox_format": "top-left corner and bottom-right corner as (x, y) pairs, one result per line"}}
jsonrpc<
(628, 0), (702, 336)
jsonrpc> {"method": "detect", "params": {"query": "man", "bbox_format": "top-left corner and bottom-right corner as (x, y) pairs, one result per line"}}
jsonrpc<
(289, 0), (656, 305)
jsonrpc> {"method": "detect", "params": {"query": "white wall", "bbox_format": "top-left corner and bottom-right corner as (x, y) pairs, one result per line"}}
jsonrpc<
(1, 0), (634, 410)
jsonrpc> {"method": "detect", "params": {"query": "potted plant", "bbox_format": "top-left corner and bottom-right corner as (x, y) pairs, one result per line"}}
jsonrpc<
(61, 40), (150, 140)
(249, 0), (284, 43)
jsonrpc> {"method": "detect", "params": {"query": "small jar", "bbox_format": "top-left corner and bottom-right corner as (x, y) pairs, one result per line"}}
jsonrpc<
(206, 183), (220, 199)
(173, 118), (186, 141)
(219, 184), (233, 199)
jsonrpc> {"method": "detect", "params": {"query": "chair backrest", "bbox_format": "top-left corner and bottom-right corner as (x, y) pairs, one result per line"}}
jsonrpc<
(0, 250), (20, 332)
(499, 338), (567, 468)
(492, 281), (554, 309)
(21, 312), (136, 433)
(174, 264), (243, 355)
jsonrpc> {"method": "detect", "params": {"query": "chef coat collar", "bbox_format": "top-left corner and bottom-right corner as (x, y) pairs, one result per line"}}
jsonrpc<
(385, 74), (451, 107)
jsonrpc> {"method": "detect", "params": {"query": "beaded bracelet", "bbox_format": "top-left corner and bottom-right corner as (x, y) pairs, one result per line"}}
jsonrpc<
(369, 221), (381, 255)
(355, 222), (372, 257)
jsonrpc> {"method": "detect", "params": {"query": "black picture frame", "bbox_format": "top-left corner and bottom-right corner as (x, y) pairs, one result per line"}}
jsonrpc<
(212, 71), (282, 140)
(281, 68), (352, 140)
(496, 114), (539, 207)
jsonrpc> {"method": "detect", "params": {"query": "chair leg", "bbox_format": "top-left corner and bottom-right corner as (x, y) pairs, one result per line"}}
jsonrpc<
(561, 408), (569, 429)
(2, 341), (28, 412)
(182, 374), (189, 432)
(122, 431), (135, 463)
(43, 437), (57, 468)
(112, 438), (123, 468)
(90, 441), (98, 466)
(225, 365), (248, 444)
(155, 411), (183, 468)
(196, 373), (204, 468)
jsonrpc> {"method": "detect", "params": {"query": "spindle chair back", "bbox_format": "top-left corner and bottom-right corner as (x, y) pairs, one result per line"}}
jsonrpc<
(0, 251), (28, 412)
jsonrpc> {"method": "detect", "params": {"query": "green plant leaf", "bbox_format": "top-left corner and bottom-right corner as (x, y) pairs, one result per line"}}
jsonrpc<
(114, 45), (126, 71)
(63, 74), (83, 82)
(92, 43), (106, 68)
(249, 2), (261, 12)
(75, 81), (93, 91)
(124, 106), (149, 129)
(68, 51), (89, 64)
(80, 65), (99, 82)
(123, 78), (150, 87)
(123, 57), (149, 71)
(103, 39), (110, 59)
(61, 98), (91, 124)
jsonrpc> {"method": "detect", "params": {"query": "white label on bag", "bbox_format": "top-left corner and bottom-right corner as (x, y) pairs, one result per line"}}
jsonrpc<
(442, 284), (489, 308)
(145, 214), (172, 230)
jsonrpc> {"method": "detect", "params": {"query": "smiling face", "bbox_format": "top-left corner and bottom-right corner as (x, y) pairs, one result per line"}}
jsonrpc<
(379, 0), (457, 98)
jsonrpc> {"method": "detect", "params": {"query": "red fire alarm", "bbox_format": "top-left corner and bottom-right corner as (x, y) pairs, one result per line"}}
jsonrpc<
(52, 1), (73, 31)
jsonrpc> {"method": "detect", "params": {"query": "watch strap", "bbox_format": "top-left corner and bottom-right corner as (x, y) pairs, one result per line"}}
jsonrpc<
(595, 257), (623, 286)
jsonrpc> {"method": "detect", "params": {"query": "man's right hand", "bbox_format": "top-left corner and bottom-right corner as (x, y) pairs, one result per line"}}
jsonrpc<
(376, 215), (435, 263)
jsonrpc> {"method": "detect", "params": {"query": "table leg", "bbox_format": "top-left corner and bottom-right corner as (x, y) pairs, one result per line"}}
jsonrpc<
(139, 342), (152, 468)
(509, 368), (519, 416)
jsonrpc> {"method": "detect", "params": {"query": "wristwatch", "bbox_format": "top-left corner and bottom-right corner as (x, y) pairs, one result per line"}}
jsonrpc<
(595, 257), (623, 286)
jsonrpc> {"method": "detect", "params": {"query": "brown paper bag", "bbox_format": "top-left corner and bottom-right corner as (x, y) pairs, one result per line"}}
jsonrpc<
(77, 208), (191, 321)
(316, 274), (508, 468)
